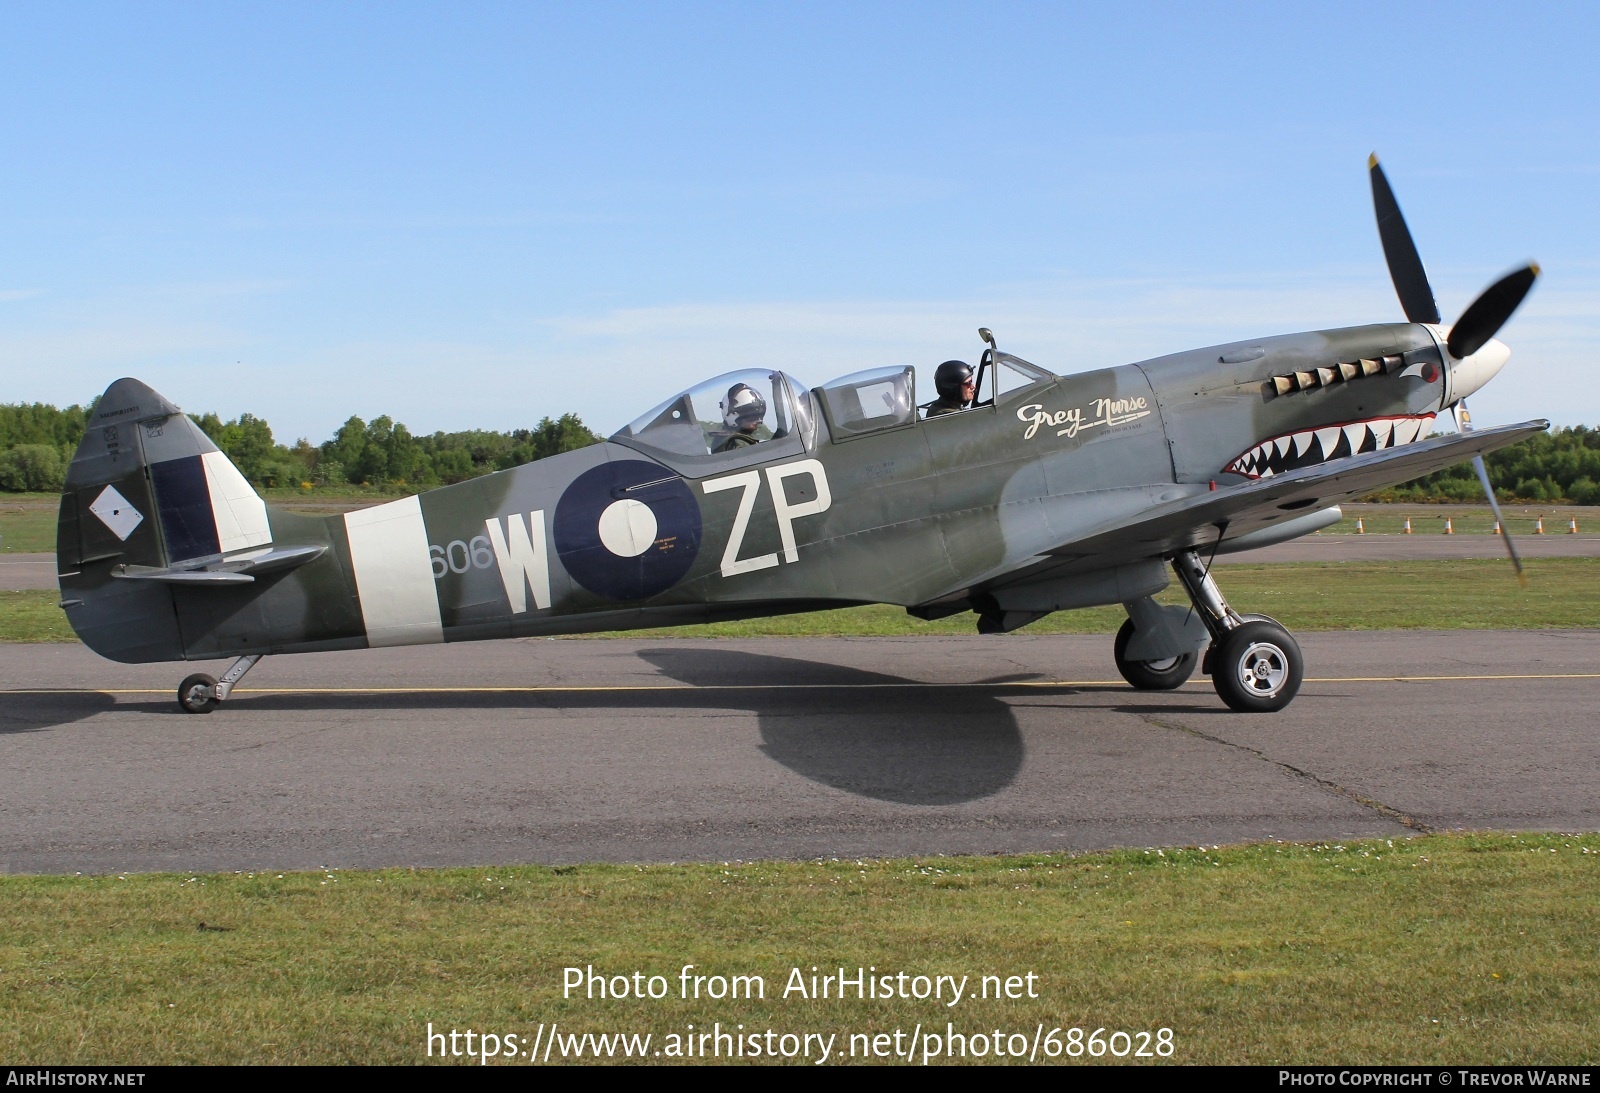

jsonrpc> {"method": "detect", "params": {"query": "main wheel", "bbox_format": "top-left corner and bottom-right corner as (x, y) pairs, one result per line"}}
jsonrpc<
(1211, 620), (1302, 713)
(1113, 619), (1198, 690)
(178, 673), (219, 714)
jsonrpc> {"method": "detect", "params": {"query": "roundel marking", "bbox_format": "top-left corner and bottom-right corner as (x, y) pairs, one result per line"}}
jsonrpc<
(553, 459), (701, 601)
(597, 498), (658, 558)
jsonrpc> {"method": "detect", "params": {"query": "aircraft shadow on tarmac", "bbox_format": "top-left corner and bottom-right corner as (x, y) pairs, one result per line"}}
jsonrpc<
(632, 648), (1233, 803)
(0, 691), (117, 735)
(635, 647), (1025, 804)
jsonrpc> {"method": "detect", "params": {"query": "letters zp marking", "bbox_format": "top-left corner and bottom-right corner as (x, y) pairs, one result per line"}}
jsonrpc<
(701, 459), (833, 578)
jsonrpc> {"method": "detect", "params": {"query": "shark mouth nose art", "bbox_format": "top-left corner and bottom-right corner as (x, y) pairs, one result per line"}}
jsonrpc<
(1224, 413), (1435, 479)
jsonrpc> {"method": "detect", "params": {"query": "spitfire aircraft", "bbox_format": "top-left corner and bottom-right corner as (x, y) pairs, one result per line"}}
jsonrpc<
(56, 158), (1545, 714)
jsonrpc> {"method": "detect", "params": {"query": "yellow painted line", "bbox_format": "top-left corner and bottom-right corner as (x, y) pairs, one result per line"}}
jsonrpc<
(1301, 673), (1600, 683)
(5, 672), (1600, 696)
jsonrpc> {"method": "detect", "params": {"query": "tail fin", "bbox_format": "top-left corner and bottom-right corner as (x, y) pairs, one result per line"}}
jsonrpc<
(58, 378), (273, 661)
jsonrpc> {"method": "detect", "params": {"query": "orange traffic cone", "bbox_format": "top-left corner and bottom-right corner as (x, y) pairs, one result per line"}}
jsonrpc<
(1493, 520), (1501, 534)
(1535, 517), (1546, 535)
(1355, 518), (1365, 534)
(1403, 518), (1412, 534)
(1444, 518), (1454, 534)
(1570, 518), (1579, 534)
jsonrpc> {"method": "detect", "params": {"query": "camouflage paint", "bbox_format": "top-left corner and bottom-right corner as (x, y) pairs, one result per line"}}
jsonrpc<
(56, 320), (1523, 666)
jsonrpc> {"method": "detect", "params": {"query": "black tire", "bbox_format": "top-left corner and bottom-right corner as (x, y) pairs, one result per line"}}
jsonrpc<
(1211, 620), (1303, 713)
(1113, 619), (1198, 691)
(178, 673), (219, 714)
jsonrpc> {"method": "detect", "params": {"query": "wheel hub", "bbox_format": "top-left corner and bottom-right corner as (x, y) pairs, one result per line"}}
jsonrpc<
(1236, 642), (1289, 696)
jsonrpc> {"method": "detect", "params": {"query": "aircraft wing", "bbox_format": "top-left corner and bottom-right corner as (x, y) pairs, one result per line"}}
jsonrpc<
(982, 418), (1548, 591)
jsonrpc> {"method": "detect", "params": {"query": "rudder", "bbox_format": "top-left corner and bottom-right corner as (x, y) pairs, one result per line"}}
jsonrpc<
(57, 378), (273, 662)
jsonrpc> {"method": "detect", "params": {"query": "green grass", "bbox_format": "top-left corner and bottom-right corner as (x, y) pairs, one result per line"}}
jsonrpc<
(9, 499), (1595, 553)
(9, 558), (1600, 643)
(620, 557), (1600, 637)
(8, 497), (1597, 552)
(257, 485), (406, 509)
(0, 591), (79, 642)
(1, 833), (1595, 1064)
(1, 493), (393, 553)
(0, 498), (57, 553)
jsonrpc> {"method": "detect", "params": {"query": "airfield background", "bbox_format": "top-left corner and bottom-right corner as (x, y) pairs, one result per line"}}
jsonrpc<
(4, 401), (1598, 503)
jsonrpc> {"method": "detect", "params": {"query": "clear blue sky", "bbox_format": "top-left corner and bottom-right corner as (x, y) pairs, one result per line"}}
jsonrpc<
(2, 2), (1597, 442)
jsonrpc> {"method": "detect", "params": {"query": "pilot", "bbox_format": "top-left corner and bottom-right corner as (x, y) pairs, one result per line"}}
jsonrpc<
(714, 383), (767, 453)
(924, 360), (976, 418)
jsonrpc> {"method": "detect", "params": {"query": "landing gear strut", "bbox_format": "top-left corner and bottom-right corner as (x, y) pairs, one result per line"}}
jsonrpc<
(1171, 550), (1302, 712)
(177, 655), (262, 714)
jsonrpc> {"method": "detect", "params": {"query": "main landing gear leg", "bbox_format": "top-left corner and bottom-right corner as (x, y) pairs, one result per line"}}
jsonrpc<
(177, 655), (262, 715)
(1171, 550), (1303, 713)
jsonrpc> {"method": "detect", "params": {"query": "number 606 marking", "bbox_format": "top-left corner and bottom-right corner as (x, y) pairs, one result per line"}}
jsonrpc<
(430, 535), (494, 578)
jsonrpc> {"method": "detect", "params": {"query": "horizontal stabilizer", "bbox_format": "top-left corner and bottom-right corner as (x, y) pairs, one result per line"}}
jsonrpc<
(112, 544), (327, 586)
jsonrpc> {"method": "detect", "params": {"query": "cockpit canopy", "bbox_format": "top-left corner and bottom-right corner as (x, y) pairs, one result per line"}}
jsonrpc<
(609, 351), (1057, 467)
(611, 369), (814, 460)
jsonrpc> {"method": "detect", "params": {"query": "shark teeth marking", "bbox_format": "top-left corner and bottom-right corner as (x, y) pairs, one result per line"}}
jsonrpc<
(1222, 413), (1435, 480)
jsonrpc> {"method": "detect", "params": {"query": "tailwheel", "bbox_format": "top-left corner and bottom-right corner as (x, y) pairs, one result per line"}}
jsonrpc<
(178, 674), (219, 714)
(1210, 619), (1303, 713)
(1113, 619), (1197, 690)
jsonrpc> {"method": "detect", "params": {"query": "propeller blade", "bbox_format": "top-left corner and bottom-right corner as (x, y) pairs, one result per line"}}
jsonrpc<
(1447, 263), (1540, 360)
(1454, 402), (1527, 584)
(1369, 154), (1441, 325)
(1472, 453), (1526, 584)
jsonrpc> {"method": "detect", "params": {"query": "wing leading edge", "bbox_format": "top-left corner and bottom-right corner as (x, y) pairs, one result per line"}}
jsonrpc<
(978, 419), (1548, 594)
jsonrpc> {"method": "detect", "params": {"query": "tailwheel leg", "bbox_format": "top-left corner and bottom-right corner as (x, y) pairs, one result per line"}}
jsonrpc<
(1171, 550), (1302, 713)
(176, 655), (262, 714)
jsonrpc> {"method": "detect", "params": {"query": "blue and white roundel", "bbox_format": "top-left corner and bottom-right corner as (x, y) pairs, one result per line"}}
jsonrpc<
(553, 460), (701, 601)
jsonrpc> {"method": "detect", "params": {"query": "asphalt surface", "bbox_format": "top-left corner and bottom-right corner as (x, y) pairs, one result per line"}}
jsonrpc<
(2, 631), (1596, 873)
(1, 555), (58, 590)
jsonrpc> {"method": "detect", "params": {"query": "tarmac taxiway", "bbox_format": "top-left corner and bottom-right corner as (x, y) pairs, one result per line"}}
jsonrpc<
(2, 630), (1596, 873)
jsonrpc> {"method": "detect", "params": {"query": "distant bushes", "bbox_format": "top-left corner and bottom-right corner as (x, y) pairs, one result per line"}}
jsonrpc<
(0, 444), (67, 492)
(0, 402), (89, 491)
(0, 401), (603, 492)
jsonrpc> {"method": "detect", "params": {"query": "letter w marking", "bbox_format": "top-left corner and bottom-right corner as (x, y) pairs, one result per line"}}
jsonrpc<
(484, 511), (551, 613)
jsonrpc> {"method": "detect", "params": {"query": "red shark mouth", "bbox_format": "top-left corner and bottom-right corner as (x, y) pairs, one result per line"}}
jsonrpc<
(1223, 413), (1436, 480)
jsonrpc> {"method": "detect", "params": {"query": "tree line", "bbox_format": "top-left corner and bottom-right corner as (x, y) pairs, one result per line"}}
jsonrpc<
(1365, 425), (1600, 505)
(4, 400), (1600, 503)
(0, 401), (603, 493)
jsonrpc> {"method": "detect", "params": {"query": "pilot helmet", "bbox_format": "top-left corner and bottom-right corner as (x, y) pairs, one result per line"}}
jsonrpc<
(721, 382), (767, 428)
(935, 360), (975, 402)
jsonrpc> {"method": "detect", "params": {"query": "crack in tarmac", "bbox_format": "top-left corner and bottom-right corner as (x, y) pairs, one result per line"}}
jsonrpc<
(1135, 711), (1436, 834)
